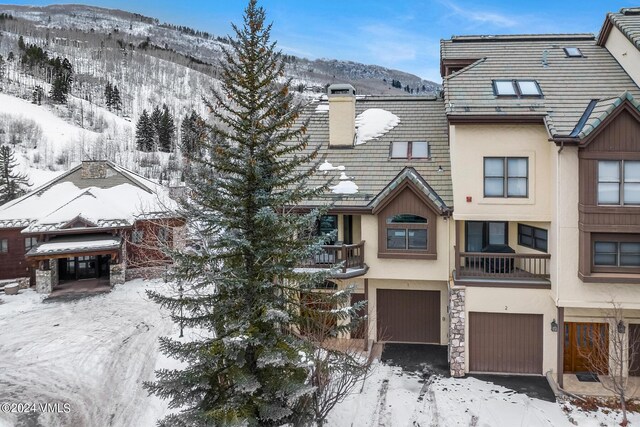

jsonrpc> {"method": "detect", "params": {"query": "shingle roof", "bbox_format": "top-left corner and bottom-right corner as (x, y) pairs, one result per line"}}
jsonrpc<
(600, 8), (640, 50)
(295, 96), (452, 209)
(441, 34), (640, 137)
(575, 91), (640, 139)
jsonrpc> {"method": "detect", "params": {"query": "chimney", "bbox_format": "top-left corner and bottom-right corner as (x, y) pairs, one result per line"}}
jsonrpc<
(81, 160), (109, 179)
(328, 84), (356, 147)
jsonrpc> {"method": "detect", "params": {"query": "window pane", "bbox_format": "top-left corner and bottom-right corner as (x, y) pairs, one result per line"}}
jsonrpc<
(535, 238), (548, 252)
(624, 183), (640, 204)
(598, 182), (620, 204)
(534, 228), (547, 239)
(488, 222), (506, 245)
(520, 235), (533, 246)
(387, 214), (427, 224)
(625, 161), (640, 182)
(595, 241), (617, 253)
(391, 141), (408, 158)
(621, 254), (640, 266)
(516, 81), (541, 96)
(494, 81), (516, 95)
(507, 178), (527, 196)
(621, 242), (640, 254)
(408, 229), (427, 249)
(411, 141), (429, 158)
(594, 253), (617, 266)
(599, 161), (620, 182)
(565, 47), (582, 57)
(484, 158), (504, 177)
(507, 158), (527, 177)
(484, 178), (504, 196)
(386, 229), (406, 249)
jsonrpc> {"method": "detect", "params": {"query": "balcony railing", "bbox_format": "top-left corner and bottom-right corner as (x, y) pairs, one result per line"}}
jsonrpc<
(455, 249), (551, 282)
(301, 241), (366, 274)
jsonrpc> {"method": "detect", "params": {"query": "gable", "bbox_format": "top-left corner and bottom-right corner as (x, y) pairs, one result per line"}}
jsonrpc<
(581, 103), (640, 152)
(376, 182), (439, 221)
(60, 164), (140, 189)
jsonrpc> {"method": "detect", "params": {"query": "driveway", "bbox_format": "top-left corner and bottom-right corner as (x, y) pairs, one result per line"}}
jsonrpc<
(469, 373), (557, 402)
(380, 343), (449, 377)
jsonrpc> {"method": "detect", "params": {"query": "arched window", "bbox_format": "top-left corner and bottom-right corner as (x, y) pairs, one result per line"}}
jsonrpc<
(386, 213), (428, 250)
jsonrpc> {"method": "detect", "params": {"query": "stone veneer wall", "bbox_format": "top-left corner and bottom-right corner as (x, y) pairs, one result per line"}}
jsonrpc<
(110, 263), (126, 286)
(35, 261), (59, 294)
(81, 161), (108, 179)
(125, 266), (168, 281)
(449, 287), (466, 377)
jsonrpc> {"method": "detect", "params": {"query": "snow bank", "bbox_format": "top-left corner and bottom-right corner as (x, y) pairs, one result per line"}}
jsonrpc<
(355, 108), (400, 145)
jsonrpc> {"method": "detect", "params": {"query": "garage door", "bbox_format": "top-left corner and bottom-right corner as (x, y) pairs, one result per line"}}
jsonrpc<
(377, 289), (440, 343)
(469, 312), (543, 374)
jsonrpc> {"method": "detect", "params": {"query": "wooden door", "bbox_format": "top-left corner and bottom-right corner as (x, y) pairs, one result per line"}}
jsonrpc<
(563, 322), (609, 374)
(629, 324), (640, 376)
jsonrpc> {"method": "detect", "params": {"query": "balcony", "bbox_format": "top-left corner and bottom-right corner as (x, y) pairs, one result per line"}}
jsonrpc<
(298, 241), (368, 279)
(454, 247), (551, 287)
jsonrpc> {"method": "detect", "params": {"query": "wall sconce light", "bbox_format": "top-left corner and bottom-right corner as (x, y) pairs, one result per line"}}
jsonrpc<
(551, 319), (558, 332)
(437, 165), (444, 173)
(618, 320), (626, 334)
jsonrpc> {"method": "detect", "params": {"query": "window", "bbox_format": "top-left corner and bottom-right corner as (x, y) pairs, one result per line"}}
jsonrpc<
(564, 47), (583, 57)
(597, 160), (640, 205)
(385, 214), (428, 250)
(465, 221), (507, 251)
(0, 239), (7, 253)
(25, 237), (37, 253)
(518, 224), (547, 252)
(132, 230), (144, 244)
(158, 227), (170, 244)
(317, 215), (338, 245)
(493, 80), (543, 97)
(390, 141), (429, 159)
(594, 241), (640, 267)
(484, 157), (528, 197)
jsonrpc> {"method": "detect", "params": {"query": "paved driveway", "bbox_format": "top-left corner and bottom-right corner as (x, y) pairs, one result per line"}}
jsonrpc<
(381, 343), (449, 377)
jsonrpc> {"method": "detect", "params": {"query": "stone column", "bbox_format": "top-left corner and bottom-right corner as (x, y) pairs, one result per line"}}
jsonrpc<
(110, 263), (126, 286)
(449, 287), (466, 377)
(35, 260), (54, 294)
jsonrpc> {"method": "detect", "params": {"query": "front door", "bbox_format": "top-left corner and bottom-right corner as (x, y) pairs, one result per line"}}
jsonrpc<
(564, 322), (609, 374)
(77, 256), (97, 279)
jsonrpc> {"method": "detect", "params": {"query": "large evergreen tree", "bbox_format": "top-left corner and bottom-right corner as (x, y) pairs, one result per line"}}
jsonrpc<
(111, 86), (122, 112)
(135, 109), (155, 151)
(144, 1), (351, 425)
(0, 145), (30, 204)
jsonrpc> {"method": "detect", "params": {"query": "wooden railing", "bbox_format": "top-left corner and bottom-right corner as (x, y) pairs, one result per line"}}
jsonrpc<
(456, 250), (551, 280)
(301, 241), (366, 273)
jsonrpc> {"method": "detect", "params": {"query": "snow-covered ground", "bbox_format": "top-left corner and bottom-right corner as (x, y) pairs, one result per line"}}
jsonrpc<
(0, 280), (638, 427)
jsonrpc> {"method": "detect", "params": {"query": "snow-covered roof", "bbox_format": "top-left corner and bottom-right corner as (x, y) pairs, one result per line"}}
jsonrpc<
(0, 161), (178, 231)
(26, 234), (122, 257)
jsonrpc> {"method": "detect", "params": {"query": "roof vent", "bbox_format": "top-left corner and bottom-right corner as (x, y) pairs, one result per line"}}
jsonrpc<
(542, 50), (549, 67)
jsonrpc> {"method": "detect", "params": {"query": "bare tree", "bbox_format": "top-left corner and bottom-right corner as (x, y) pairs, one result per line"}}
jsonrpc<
(298, 287), (372, 426)
(578, 301), (640, 426)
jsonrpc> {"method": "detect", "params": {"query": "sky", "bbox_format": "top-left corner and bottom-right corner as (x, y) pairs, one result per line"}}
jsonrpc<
(3, 1), (633, 82)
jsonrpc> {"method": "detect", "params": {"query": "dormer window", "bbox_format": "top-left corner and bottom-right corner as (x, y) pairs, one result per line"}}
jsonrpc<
(493, 80), (543, 98)
(390, 141), (429, 159)
(564, 47), (583, 57)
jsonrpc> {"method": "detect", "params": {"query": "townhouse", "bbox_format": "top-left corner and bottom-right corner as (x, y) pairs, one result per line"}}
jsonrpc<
(443, 7), (640, 385)
(296, 85), (454, 348)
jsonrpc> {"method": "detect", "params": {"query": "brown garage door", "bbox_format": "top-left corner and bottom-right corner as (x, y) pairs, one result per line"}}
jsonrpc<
(469, 312), (543, 374)
(377, 289), (440, 343)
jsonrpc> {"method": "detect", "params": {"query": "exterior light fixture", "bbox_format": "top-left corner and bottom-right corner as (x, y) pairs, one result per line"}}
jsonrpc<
(550, 319), (558, 332)
(437, 165), (444, 173)
(618, 320), (626, 334)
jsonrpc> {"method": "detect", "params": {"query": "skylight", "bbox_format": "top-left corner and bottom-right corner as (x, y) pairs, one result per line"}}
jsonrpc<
(516, 80), (542, 96)
(493, 80), (543, 98)
(564, 47), (583, 57)
(494, 80), (517, 96)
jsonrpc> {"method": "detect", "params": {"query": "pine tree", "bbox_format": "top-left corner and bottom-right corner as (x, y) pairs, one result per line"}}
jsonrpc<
(104, 82), (113, 109)
(151, 105), (162, 149)
(0, 145), (30, 204)
(111, 86), (122, 112)
(180, 110), (207, 157)
(144, 1), (349, 425)
(157, 104), (175, 152)
(135, 109), (155, 151)
(0, 55), (5, 82)
(17, 35), (25, 51)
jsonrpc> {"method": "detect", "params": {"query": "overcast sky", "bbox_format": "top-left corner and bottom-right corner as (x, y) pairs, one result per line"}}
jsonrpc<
(4, 1), (632, 82)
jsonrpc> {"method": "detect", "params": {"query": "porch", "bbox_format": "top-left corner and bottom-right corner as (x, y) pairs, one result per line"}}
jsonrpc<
(298, 241), (368, 278)
(453, 220), (551, 286)
(49, 278), (112, 298)
(552, 373), (640, 398)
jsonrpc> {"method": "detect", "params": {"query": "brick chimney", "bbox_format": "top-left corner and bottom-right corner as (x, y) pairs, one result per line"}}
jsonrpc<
(328, 84), (356, 147)
(81, 160), (109, 179)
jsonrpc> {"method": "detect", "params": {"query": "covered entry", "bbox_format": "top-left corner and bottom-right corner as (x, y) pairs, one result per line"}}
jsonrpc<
(59, 255), (111, 281)
(376, 289), (440, 343)
(469, 312), (543, 374)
